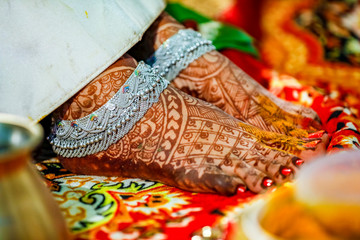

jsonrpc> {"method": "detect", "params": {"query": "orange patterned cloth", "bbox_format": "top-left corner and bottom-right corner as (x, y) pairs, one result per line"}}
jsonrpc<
(36, 159), (255, 239)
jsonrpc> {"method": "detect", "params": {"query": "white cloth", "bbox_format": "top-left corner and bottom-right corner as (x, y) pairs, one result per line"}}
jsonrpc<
(0, 0), (165, 122)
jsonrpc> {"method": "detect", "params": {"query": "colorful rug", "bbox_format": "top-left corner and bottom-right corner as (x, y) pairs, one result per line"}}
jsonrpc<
(36, 159), (255, 240)
(36, 1), (360, 239)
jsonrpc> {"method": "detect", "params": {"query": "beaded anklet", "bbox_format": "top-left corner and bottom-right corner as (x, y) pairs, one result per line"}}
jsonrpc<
(49, 61), (169, 158)
(146, 29), (215, 81)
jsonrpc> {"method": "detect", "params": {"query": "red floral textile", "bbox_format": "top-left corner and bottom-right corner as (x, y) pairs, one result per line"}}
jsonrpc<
(36, 159), (256, 240)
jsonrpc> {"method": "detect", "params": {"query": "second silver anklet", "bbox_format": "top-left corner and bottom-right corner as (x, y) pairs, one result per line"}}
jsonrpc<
(147, 29), (215, 81)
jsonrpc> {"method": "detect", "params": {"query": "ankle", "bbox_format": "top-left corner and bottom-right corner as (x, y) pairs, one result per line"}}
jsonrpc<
(50, 57), (169, 159)
(151, 12), (185, 50)
(54, 55), (137, 120)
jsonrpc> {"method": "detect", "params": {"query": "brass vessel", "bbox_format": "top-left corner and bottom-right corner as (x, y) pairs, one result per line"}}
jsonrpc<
(0, 113), (70, 239)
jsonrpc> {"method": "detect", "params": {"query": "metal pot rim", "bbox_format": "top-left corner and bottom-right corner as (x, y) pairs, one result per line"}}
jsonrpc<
(0, 113), (43, 160)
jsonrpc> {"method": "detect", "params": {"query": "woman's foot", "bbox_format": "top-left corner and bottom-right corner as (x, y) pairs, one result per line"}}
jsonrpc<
(53, 55), (326, 195)
(130, 13), (322, 138)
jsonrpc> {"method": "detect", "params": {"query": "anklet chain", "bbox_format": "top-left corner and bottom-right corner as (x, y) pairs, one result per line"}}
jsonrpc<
(146, 29), (215, 81)
(49, 61), (169, 158)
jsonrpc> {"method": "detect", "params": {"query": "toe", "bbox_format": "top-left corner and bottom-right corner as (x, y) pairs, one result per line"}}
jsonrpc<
(174, 165), (245, 195)
(228, 160), (273, 193)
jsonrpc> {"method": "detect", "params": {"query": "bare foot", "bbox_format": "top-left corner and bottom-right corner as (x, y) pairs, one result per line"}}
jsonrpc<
(53, 55), (326, 195)
(130, 13), (322, 138)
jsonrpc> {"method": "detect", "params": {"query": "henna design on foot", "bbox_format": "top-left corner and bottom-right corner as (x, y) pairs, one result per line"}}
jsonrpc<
(54, 55), (326, 195)
(131, 13), (322, 138)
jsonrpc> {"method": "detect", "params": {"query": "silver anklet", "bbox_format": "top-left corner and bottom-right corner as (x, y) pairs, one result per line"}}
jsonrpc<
(49, 61), (169, 158)
(146, 29), (215, 81)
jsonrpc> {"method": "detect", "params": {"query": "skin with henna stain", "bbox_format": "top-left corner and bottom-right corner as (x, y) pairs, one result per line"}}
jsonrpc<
(54, 55), (327, 195)
(130, 13), (323, 138)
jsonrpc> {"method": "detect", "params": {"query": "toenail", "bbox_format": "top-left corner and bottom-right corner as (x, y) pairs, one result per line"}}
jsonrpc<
(292, 157), (304, 167)
(237, 184), (246, 193)
(280, 166), (292, 177)
(261, 177), (274, 188)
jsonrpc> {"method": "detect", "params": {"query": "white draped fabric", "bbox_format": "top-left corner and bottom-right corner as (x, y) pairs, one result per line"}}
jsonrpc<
(0, 0), (165, 122)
